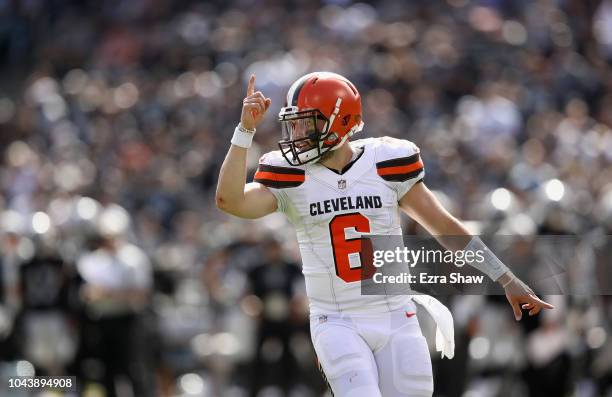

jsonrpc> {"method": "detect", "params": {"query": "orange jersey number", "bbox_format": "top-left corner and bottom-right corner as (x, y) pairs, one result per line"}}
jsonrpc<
(329, 213), (375, 283)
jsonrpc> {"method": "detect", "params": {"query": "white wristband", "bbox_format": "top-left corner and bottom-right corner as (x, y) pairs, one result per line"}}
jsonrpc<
(501, 273), (516, 288)
(464, 236), (509, 281)
(231, 124), (255, 148)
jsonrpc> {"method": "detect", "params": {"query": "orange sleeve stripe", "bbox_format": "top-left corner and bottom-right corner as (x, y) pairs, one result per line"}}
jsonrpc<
(254, 171), (305, 182)
(376, 160), (423, 176)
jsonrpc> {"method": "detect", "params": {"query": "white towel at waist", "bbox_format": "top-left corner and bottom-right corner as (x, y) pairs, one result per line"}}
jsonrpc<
(411, 294), (455, 359)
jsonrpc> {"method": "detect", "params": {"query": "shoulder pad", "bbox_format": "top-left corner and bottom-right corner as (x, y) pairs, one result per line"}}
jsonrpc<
(372, 137), (424, 182)
(254, 151), (305, 188)
(258, 150), (292, 167)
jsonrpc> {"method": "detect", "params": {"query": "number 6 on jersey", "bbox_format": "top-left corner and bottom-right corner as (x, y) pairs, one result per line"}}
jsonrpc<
(329, 213), (375, 283)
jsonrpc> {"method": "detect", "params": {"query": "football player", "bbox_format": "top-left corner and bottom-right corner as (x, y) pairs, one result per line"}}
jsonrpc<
(216, 72), (553, 397)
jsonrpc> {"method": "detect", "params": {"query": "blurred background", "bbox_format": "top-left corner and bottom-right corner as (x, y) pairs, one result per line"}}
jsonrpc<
(0, 0), (611, 396)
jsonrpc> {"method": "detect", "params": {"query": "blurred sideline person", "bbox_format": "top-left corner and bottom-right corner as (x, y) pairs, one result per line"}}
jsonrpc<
(0, 231), (22, 366)
(216, 72), (554, 397)
(15, 244), (80, 375)
(246, 237), (307, 396)
(74, 205), (156, 397)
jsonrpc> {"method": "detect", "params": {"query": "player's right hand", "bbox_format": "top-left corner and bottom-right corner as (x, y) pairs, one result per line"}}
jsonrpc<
(241, 74), (271, 131)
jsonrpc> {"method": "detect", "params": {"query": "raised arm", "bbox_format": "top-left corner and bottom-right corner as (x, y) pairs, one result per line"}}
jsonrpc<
(216, 75), (277, 219)
(399, 181), (554, 320)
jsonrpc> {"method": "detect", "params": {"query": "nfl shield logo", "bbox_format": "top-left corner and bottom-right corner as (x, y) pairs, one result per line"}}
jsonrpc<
(338, 179), (346, 189)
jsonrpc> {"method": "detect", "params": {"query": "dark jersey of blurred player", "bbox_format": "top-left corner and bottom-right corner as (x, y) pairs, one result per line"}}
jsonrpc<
(20, 256), (79, 312)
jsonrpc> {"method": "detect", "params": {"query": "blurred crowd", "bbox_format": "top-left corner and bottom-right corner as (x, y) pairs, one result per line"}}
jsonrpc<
(0, 0), (611, 396)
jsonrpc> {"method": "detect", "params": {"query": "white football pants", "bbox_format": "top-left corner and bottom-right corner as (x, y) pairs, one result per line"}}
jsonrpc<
(310, 303), (433, 397)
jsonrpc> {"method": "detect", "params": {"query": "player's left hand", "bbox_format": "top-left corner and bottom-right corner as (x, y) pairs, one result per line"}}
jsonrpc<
(499, 272), (554, 321)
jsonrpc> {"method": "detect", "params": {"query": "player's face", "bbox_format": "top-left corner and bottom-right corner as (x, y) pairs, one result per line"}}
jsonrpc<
(289, 118), (316, 149)
(278, 108), (332, 165)
(281, 113), (326, 150)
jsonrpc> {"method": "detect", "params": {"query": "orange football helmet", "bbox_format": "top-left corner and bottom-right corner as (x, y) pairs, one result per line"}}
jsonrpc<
(278, 72), (364, 165)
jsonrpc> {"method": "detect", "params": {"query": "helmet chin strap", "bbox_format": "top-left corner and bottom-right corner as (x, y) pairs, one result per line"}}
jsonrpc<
(330, 120), (364, 151)
(298, 120), (363, 163)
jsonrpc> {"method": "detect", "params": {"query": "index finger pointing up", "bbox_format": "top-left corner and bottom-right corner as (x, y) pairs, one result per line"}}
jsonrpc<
(247, 74), (255, 96)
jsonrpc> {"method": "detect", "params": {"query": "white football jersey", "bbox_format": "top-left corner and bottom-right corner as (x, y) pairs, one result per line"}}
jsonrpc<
(254, 137), (425, 315)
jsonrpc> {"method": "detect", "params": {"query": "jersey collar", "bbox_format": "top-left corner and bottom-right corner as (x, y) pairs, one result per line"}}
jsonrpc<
(320, 146), (365, 175)
(305, 142), (373, 193)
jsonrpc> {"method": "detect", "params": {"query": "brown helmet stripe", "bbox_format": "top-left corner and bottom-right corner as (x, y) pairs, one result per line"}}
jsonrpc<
(290, 77), (308, 106)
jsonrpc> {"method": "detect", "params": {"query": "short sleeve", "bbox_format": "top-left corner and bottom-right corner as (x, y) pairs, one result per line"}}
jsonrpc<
(374, 137), (425, 200)
(253, 151), (305, 213)
(270, 187), (290, 213)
